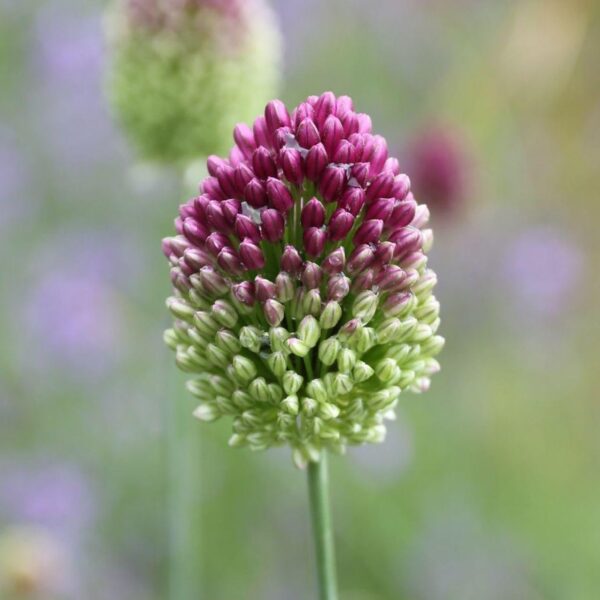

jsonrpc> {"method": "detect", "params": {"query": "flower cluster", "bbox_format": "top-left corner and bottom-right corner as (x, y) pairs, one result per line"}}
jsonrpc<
(163, 93), (444, 467)
(106, 0), (281, 163)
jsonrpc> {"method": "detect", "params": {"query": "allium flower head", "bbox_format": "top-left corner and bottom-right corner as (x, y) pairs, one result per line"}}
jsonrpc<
(106, 0), (281, 163)
(163, 93), (444, 467)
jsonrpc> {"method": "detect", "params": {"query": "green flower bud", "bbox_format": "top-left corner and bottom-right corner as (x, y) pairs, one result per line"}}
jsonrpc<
(333, 373), (353, 396)
(163, 328), (179, 351)
(281, 395), (299, 415)
(216, 395), (237, 415)
(352, 290), (379, 323)
(248, 377), (270, 402)
(319, 301), (342, 329)
(232, 355), (258, 383)
(228, 434), (246, 448)
(193, 403), (220, 422)
(302, 396), (319, 416)
(215, 330), (241, 355)
(288, 337), (310, 357)
(411, 323), (433, 343)
(298, 315), (320, 348)
(239, 326), (262, 352)
(337, 348), (357, 373)
(283, 371), (303, 395)
(206, 343), (229, 367)
(232, 389), (253, 409)
(302, 288), (322, 316)
(318, 337), (341, 366)
(306, 379), (328, 403)
(320, 403), (340, 420)
(413, 270), (438, 299)
(420, 335), (445, 357)
(269, 327), (290, 353)
(352, 326), (377, 354)
(167, 297), (195, 321)
(276, 272), (295, 302)
(268, 383), (284, 404)
(375, 358), (400, 383)
(267, 351), (287, 378)
(211, 299), (238, 328)
(376, 317), (401, 344)
(186, 378), (210, 400)
(352, 361), (375, 383)
(193, 311), (219, 337)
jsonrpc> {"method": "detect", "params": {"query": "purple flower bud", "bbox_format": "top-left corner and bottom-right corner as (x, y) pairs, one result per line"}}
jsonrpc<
(353, 219), (383, 246)
(382, 291), (413, 317)
(384, 157), (400, 175)
(265, 99), (291, 136)
(365, 197), (394, 221)
(350, 162), (370, 187)
(335, 95), (354, 118)
(168, 235), (190, 258)
(252, 146), (277, 178)
(280, 147), (304, 185)
(332, 140), (356, 163)
(239, 239), (265, 270)
(374, 241), (396, 266)
(179, 202), (198, 220)
(183, 218), (209, 245)
(221, 199), (241, 225)
(321, 115), (344, 156)
(301, 197), (325, 228)
(397, 268), (420, 290)
(174, 216), (184, 235)
(264, 298), (285, 326)
(350, 133), (375, 162)
(202, 176), (226, 200)
(327, 273), (350, 301)
(338, 105), (358, 134)
(229, 145), (245, 167)
(328, 209), (354, 241)
(389, 227), (423, 260)
(218, 247), (244, 275)
(261, 208), (285, 242)
(207, 155), (228, 177)
(314, 91), (336, 127)
(347, 244), (375, 274)
(303, 227), (327, 257)
(216, 165), (237, 198)
(232, 281), (255, 306)
(352, 268), (375, 292)
(338, 318), (360, 339)
(366, 171), (394, 202)
(274, 126), (293, 150)
(244, 178), (268, 208)
(205, 232), (231, 256)
(339, 187), (366, 216)
(253, 116), (271, 149)
(193, 195), (210, 220)
(319, 165), (346, 203)
(411, 203), (430, 228)
(292, 102), (315, 128)
(266, 177), (294, 212)
(301, 261), (323, 289)
(368, 135), (388, 177)
(234, 214), (261, 242)
(255, 275), (277, 301)
(281, 245), (303, 274)
(374, 265), (406, 291)
(392, 174), (411, 200)
(198, 266), (229, 296)
(184, 247), (213, 271)
(233, 123), (256, 159)
(388, 199), (417, 229)
(233, 164), (254, 194)
(322, 247), (346, 274)
(357, 113), (372, 133)
(296, 118), (321, 149)
(207, 200), (230, 231)
(305, 143), (329, 181)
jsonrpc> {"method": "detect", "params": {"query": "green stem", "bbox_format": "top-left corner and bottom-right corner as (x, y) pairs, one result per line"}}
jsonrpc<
(307, 452), (339, 600)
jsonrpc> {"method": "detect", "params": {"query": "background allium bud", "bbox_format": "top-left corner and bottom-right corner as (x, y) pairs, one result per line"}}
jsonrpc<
(163, 93), (444, 466)
(106, 0), (281, 163)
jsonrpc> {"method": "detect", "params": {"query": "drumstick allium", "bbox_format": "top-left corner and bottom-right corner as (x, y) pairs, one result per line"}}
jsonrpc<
(163, 93), (444, 469)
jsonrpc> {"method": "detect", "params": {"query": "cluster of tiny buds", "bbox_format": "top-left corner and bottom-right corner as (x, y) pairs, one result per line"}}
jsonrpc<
(163, 93), (443, 468)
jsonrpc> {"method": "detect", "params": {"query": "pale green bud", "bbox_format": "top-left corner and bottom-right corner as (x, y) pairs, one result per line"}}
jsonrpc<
(298, 315), (320, 347)
(193, 403), (220, 422)
(193, 311), (219, 337)
(186, 378), (210, 400)
(216, 395), (237, 415)
(208, 374), (233, 396)
(337, 348), (357, 373)
(188, 327), (209, 347)
(228, 434), (246, 448)
(413, 270), (437, 299)
(288, 337), (310, 357)
(283, 371), (303, 395)
(176, 348), (200, 372)
(376, 318), (401, 344)
(411, 323), (433, 343)
(267, 351), (287, 378)
(414, 296), (440, 324)
(302, 396), (319, 416)
(248, 377), (270, 402)
(320, 403), (340, 420)
(333, 373), (353, 395)
(422, 229), (434, 253)
(318, 337), (341, 366)
(215, 330), (241, 355)
(281, 395), (299, 415)
(242, 409), (263, 428)
(306, 379), (328, 403)
(319, 301), (342, 329)
(163, 328), (179, 351)
(268, 383), (284, 404)
(269, 327), (290, 353)
(386, 344), (411, 363)
(167, 297), (195, 321)
(206, 343), (229, 367)
(232, 355), (258, 383)
(395, 317), (418, 342)
(352, 290), (379, 323)
(352, 361), (374, 383)
(302, 288), (322, 316)
(232, 389), (253, 409)
(352, 327), (377, 354)
(420, 335), (445, 357)
(188, 289), (211, 311)
(276, 272), (295, 302)
(239, 325), (262, 353)
(211, 299), (238, 328)
(375, 358), (400, 383)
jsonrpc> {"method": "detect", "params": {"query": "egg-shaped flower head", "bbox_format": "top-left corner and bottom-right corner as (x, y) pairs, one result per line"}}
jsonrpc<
(163, 93), (444, 468)
(106, 0), (281, 163)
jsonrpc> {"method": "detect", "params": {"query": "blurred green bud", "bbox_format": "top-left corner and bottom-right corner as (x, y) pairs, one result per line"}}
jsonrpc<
(281, 395), (299, 415)
(248, 377), (270, 403)
(306, 379), (328, 404)
(283, 371), (303, 395)
(337, 348), (357, 373)
(319, 301), (342, 329)
(288, 337), (310, 357)
(267, 351), (287, 378)
(215, 329), (241, 355)
(352, 290), (379, 323)
(193, 403), (220, 422)
(167, 297), (195, 321)
(320, 403), (340, 420)
(239, 325), (262, 352)
(232, 355), (258, 383)
(352, 361), (374, 383)
(211, 299), (238, 328)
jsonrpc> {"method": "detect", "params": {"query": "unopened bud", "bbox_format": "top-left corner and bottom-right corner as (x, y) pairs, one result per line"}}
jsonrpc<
(298, 315), (321, 347)
(319, 301), (342, 329)
(232, 355), (258, 383)
(283, 371), (303, 395)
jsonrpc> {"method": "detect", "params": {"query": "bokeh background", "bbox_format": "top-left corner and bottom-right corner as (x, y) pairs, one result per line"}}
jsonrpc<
(1, 0), (599, 598)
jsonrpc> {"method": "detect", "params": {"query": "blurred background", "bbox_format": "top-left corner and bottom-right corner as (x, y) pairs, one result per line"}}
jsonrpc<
(1, 0), (599, 598)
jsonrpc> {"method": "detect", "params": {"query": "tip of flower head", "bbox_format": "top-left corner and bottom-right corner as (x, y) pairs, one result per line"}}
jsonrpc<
(163, 92), (443, 464)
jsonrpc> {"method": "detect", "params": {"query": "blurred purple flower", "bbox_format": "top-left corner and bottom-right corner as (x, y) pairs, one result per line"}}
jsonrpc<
(502, 226), (584, 319)
(31, 6), (123, 167)
(406, 125), (470, 218)
(0, 462), (94, 540)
